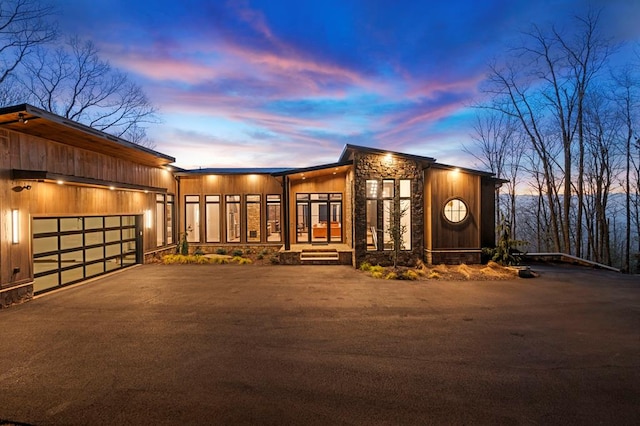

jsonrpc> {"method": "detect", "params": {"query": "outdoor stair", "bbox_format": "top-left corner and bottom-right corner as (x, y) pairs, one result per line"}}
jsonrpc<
(299, 248), (340, 264)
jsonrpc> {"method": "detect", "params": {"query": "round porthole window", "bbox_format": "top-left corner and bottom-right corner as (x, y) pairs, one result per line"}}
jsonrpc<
(443, 198), (468, 223)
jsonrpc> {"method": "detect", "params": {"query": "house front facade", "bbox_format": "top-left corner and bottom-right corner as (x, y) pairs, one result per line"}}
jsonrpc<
(0, 104), (500, 307)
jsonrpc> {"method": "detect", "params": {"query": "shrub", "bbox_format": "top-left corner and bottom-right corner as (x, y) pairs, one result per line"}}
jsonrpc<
(231, 249), (244, 257)
(216, 248), (227, 255)
(359, 262), (372, 271)
(236, 257), (252, 265)
(194, 246), (204, 256)
(370, 264), (384, 274)
(402, 270), (419, 280)
(270, 255), (280, 264)
(385, 272), (397, 280)
(162, 254), (214, 265)
(371, 271), (384, 279)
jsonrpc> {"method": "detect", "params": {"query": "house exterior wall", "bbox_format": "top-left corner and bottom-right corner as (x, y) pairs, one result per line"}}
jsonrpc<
(178, 173), (284, 249)
(0, 129), (176, 307)
(352, 152), (424, 267)
(424, 167), (482, 264)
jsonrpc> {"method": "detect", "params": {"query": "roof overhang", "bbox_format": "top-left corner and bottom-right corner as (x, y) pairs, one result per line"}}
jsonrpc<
(0, 104), (175, 168)
(271, 160), (353, 181)
(11, 169), (168, 193)
(339, 144), (436, 166)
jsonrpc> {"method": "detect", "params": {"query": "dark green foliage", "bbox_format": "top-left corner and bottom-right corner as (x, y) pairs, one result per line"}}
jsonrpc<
(484, 215), (528, 266)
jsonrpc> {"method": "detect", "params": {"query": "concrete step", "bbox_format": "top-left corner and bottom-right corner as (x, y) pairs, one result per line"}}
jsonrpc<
(300, 250), (340, 263)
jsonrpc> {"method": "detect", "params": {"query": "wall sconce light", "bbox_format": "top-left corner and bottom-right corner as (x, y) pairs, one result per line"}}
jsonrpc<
(11, 185), (31, 192)
(18, 113), (28, 124)
(12, 209), (19, 244)
(144, 209), (152, 229)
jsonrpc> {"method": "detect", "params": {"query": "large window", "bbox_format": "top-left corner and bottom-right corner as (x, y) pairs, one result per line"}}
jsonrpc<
(367, 179), (412, 251)
(366, 180), (378, 250)
(185, 195), (200, 242)
(226, 195), (241, 242)
(206, 195), (221, 242)
(166, 195), (175, 244)
(156, 194), (165, 247)
(266, 195), (281, 242)
(246, 194), (261, 242)
(399, 179), (411, 249)
(382, 179), (394, 249)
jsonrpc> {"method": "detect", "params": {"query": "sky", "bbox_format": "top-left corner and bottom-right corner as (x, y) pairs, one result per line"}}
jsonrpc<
(53, 0), (640, 170)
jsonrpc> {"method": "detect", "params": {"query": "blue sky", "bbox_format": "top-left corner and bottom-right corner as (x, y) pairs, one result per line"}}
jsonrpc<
(54, 0), (640, 169)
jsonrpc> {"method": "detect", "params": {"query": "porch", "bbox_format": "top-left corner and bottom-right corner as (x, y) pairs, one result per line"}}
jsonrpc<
(279, 244), (354, 265)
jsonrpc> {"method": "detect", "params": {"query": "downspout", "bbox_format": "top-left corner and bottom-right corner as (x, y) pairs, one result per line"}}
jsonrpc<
(282, 175), (290, 250)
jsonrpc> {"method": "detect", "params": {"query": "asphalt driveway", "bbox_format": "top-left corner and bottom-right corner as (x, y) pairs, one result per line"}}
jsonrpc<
(0, 264), (638, 425)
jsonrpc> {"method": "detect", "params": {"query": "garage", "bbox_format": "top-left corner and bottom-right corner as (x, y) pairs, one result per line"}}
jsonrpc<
(32, 214), (142, 294)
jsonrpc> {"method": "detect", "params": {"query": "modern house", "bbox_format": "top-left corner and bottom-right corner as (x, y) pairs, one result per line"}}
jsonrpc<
(0, 104), (500, 307)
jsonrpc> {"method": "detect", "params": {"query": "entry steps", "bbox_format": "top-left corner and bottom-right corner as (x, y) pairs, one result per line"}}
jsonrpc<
(299, 248), (340, 264)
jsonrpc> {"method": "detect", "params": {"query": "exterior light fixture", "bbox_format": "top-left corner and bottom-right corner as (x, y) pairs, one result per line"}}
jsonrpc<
(11, 209), (19, 244)
(57, 180), (64, 185)
(18, 113), (28, 124)
(109, 186), (115, 190)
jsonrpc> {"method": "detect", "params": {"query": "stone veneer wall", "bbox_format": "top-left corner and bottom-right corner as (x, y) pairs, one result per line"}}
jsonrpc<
(0, 283), (33, 308)
(353, 152), (424, 267)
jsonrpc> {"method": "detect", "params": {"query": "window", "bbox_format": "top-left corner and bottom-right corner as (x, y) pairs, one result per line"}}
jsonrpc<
(399, 180), (411, 250)
(246, 194), (261, 242)
(366, 180), (378, 250)
(367, 179), (412, 251)
(205, 195), (221, 242)
(185, 195), (200, 242)
(156, 194), (165, 247)
(382, 179), (394, 249)
(166, 195), (175, 244)
(443, 198), (468, 223)
(267, 195), (281, 242)
(226, 195), (241, 242)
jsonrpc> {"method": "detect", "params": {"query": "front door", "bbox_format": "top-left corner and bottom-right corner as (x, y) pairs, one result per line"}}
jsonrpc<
(296, 193), (342, 243)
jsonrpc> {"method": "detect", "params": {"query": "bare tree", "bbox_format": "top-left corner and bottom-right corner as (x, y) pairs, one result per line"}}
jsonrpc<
(0, 0), (56, 102)
(19, 36), (159, 147)
(465, 111), (524, 238)
(481, 10), (612, 258)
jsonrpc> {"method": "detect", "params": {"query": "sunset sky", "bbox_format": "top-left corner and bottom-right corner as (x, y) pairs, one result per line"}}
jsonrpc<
(54, 0), (639, 170)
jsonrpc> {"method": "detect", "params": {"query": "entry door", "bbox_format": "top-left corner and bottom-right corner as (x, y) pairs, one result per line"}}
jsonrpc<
(296, 193), (343, 243)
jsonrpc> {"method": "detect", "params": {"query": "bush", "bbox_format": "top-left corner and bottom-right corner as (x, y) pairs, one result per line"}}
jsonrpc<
(384, 272), (397, 280)
(270, 255), (280, 264)
(370, 264), (384, 274)
(359, 262), (372, 271)
(216, 248), (227, 255)
(231, 249), (244, 257)
(162, 254), (214, 265)
(371, 271), (384, 279)
(402, 270), (419, 280)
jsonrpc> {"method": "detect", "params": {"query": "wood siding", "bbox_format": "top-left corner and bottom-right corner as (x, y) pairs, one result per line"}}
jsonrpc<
(425, 167), (481, 250)
(1, 129), (176, 290)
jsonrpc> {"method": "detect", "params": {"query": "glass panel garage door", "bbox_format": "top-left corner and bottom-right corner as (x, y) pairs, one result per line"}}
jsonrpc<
(32, 215), (141, 294)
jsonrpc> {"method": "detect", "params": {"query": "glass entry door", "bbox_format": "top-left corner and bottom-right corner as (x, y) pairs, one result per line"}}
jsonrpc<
(296, 193), (342, 243)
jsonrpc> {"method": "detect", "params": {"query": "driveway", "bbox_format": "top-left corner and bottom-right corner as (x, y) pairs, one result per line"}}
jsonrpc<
(0, 264), (638, 425)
